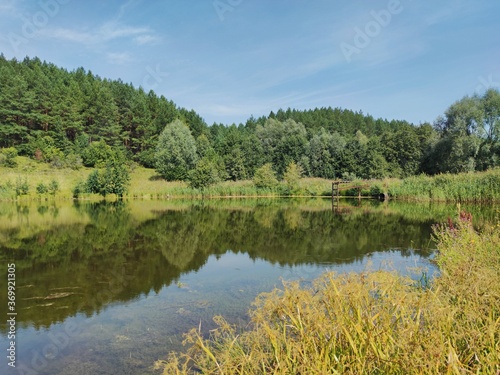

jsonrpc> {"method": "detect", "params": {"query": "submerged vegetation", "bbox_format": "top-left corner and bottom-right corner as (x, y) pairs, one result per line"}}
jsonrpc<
(158, 211), (500, 374)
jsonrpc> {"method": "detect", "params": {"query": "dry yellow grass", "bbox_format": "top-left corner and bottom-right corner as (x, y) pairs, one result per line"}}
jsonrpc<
(156, 211), (500, 374)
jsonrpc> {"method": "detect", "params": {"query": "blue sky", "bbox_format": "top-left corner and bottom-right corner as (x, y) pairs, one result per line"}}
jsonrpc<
(0, 0), (499, 126)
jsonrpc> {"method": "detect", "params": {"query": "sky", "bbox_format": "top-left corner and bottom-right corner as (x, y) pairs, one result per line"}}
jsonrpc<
(0, 0), (499, 126)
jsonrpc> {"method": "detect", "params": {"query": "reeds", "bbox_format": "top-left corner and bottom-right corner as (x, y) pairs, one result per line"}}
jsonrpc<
(386, 169), (500, 202)
(157, 210), (500, 374)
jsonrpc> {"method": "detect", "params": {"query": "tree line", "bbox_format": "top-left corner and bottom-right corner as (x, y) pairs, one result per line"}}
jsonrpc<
(1, 55), (499, 188)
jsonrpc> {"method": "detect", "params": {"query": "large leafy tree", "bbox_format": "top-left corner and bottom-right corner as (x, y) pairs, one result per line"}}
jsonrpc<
(425, 89), (500, 173)
(256, 118), (308, 177)
(155, 119), (198, 181)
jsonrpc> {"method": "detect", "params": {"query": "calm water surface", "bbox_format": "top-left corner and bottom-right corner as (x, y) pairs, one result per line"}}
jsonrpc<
(0, 198), (494, 374)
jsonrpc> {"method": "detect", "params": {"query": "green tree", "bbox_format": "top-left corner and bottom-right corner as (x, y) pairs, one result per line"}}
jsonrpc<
(256, 118), (308, 177)
(155, 119), (198, 181)
(224, 147), (247, 181)
(283, 162), (303, 194)
(253, 163), (279, 189)
(188, 158), (221, 190)
(308, 129), (346, 179)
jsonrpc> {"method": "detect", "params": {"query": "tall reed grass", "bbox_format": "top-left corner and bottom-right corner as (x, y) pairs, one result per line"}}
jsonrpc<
(386, 168), (500, 202)
(156, 210), (500, 374)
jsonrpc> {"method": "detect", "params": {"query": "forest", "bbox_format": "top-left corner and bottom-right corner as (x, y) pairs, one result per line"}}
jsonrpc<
(1, 55), (499, 186)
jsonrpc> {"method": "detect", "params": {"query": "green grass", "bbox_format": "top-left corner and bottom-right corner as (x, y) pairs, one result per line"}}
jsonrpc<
(384, 169), (500, 202)
(156, 210), (500, 374)
(2, 157), (499, 202)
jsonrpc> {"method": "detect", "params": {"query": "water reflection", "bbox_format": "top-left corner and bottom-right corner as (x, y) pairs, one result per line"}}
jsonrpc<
(0, 198), (458, 334)
(2, 198), (494, 374)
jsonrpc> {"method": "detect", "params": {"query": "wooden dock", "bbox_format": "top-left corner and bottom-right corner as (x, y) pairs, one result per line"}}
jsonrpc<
(331, 180), (371, 200)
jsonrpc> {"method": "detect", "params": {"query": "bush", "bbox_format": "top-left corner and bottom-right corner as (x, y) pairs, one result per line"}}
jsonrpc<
(15, 177), (29, 196)
(188, 158), (220, 190)
(81, 140), (117, 167)
(48, 180), (59, 196)
(253, 163), (279, 189)
(369, 183), (383, 197)
(72, 181), (86, 199)
(83, 163), (130, 198)
(283, 162), (303, 195)
(1, 147), (18, 167)
(36, 183), (48, 194)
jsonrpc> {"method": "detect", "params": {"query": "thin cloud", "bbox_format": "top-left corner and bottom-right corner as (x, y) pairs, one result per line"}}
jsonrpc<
(40, 24), (153, 45)
(133, 34), (161, 46)
(106, 52), (133, 65)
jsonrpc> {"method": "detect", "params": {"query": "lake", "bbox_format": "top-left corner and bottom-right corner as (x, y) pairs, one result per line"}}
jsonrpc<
(0, 198), (495, 374)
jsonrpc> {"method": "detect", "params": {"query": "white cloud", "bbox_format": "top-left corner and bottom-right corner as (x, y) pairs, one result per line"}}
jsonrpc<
(40, 23), (154, 46)
(133, 34), (161, 45)
(106, 52), (133, 65)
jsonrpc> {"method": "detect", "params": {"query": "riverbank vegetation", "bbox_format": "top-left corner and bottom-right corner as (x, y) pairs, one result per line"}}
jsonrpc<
(1, 155), (499, 202)
(157, 211), (500, 374)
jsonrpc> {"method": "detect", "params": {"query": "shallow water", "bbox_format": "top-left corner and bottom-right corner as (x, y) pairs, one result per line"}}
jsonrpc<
(0, 198), (493, 374)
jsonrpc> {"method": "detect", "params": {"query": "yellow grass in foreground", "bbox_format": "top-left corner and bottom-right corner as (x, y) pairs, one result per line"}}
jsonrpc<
(156, 211), (500, 374)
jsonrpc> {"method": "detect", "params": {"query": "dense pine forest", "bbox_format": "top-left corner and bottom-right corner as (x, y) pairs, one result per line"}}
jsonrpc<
(1, 55), (499, 185)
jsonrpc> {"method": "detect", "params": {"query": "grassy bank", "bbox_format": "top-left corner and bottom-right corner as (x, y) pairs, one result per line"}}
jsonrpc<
(1, 157), (499, 201)
(383, 168), (500, 202)
(156, 212), (500, 374)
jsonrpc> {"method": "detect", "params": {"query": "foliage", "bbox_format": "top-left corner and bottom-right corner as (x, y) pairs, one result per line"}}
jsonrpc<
(36, 182), (48, 194)
(81, 141), (109, 167)
(159, 213), (500, 374)
(84, 162), (130, 198)
(48, 180), (59, 196)
(0, 147), (18, 167)
(253, 163), (279, 189)
(15, 176), (29, 196)
(283, 161), (303, 194)
(0, 55), (498, 184)
(188, 158), (221, 190)
(155, 119), (198, 181)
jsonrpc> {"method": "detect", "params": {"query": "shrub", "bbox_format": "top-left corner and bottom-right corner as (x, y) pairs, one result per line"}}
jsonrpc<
(253, 163), (279, 189)
(15, 177), (29, 196)
(83, 163), (130, 198)
(188, 158), (220, 190)
(283, 162), (303, 195)
(72, 181), (86, 199)
(36, 183), (48, 194)
(1, 147), (18, 167)
(48, 180), (59, 196)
